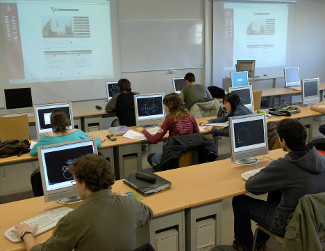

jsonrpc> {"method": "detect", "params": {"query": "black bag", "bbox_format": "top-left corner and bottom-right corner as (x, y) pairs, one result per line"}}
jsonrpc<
(0, 140), (30, 158)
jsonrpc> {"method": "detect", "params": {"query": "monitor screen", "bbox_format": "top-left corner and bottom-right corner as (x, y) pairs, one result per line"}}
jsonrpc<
(229, 85), (254, 112)
(4, 88), (33, 110)
(236, 60), (255, 79)
(302, 78), (320, 105)
(39, 139), (97, 203)
(229, 114), (268, 164)
(231, 71), (249, 87)
(134, 94), (165, 126)
(172, 77), (186, 93)
(284, 67), (300, 87)
(34, 103), (74, 138)
(106, 81), (119, 100)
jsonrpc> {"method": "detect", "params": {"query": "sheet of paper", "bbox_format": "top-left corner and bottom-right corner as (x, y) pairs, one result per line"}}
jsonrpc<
(199, 126), (211, 132)
(206, 121), (229, 128)
(123, 130), (146, 140)
(30, 140), (37, 149)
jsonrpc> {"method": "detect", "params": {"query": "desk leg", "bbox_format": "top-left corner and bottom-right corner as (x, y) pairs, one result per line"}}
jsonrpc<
(149, 211), (186, 251)
(298, 117), (313, 142)
(114, 143), (142, 179)
(185, 201), (222, 251)
(98, 147), (114, 173)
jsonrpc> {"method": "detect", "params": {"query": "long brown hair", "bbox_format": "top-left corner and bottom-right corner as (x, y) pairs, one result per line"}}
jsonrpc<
(163, 93), (189, 122)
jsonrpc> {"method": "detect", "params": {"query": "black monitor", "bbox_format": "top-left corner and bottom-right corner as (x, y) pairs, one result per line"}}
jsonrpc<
(106, 81), (119, 100)
(236, 60), (256, 79)
(4, 88), (33, 112)
(172, 77), (186, 93)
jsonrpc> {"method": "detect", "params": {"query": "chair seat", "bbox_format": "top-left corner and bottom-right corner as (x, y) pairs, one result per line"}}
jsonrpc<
(252, 224), (284, 251)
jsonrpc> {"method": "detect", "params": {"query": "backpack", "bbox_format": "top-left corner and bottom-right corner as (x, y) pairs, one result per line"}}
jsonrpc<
(0, 140), (30, 158)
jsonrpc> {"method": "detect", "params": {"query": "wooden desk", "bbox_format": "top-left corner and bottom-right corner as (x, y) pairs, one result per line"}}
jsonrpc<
(0, 149), (285, 251)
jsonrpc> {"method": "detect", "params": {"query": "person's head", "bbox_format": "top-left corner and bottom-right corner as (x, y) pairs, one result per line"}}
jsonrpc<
(69, 154), (115, 199)
(208, 86), (225, 99)
(223, 92), (241, 112)
(277, 119), (307, 152)
(184, 72), (195, 84)
(118, 78), (131, 92)
(163, 93), (188, 121)
(50, 109), (71, 133)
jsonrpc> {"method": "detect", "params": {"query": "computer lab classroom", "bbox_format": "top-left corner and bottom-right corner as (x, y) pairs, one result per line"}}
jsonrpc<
(0, 0), (325, 250)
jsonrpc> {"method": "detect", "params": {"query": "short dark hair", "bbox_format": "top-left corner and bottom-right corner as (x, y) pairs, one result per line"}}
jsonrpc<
(118, 79), (131, 92)
(50, 109), (71, 133)
(69, 154), (115, 192)
(277, 119), (307, 151)
(208, 86), (225, 99)
(184, 72), (195, 83)
(223, 92), (240, 112)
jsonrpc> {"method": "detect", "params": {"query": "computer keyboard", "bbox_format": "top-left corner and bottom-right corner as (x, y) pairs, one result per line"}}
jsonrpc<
(3, 112), (34, 117)
(291, 86), (301, 91)
(241, 167), (264, 181)
(5, 207), (73, 242)
(145, 126), (161, 135)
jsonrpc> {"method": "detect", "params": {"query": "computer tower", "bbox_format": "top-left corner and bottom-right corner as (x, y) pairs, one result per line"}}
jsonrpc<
(197, 218), (216, 251)
(155, 228), (178, 251)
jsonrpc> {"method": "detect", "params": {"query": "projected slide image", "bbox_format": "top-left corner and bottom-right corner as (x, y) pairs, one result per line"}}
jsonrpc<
(137, 97), (163, 117)
(247, 16), (275, 35)
(44, 145), (93, 185)
(234, 119), (264, 149)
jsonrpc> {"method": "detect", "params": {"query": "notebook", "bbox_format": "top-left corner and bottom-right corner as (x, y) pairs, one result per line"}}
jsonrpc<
(109, 126), (129, 136)
(123, 169), (171, 196)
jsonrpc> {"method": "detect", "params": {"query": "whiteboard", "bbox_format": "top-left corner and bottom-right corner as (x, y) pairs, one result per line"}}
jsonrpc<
(120, 19), (204, 72)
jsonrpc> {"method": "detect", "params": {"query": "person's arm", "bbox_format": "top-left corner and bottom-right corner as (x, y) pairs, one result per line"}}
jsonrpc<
(208, 115), (228, 123)
(105, 93), (119, 113)
(142, 118), (170, 144)
(76, 130), (102, 149)
(133, 199), (153, 227)
(311, 104), (325, 114)
(11, 223), (38, 251)
(210, 128), (229, 137)
(191, 116), (200, 133)
(245, 158), (288, 195)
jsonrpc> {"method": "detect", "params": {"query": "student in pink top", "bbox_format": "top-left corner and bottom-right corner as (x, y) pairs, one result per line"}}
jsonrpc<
(142, 93), (200, 166)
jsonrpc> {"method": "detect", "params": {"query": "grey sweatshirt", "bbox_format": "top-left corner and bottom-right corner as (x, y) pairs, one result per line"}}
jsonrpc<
(246, 147), (325, 225)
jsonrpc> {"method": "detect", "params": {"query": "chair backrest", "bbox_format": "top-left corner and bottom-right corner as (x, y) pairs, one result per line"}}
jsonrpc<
(0, 115), (30, 141)
(179, 150), (198, 167)
(253, 90), (262, 111)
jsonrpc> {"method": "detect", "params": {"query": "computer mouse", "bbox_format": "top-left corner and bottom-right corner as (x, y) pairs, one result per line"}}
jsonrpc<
(95, 105), (102, 110)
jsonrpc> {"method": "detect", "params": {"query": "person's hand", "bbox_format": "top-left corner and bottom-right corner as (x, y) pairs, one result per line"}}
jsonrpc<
(199, 121), (208, 126)
(11, 223), (38, 238)
(114, 191), (128, 196)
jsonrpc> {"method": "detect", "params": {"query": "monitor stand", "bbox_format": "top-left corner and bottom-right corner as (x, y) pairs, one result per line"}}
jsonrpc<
(234, 157), (257, 165)
(57, 196), (82, 204)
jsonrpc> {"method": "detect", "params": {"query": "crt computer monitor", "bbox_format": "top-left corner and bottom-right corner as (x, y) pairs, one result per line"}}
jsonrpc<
(134, 93), (165, 126)
(229, 114), (268, 165)
(4, 87), (33, 114)
(301, 78), (320, 105)
(172, 77), (186, 94)
(231, 71), (249, 87)
(38, 139), (98, 203)
(229, 85), (254, 112)
(34, 102), (74, 139)
(106, 81), (119, 100)
(236, 60), (256, 79)
(284, 67), (300, 87)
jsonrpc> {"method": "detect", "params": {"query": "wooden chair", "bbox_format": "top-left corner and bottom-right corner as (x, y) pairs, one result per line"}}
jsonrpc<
(253, 90), (263, 111)
(179, 150), (198, 167)
(0, 114), (30, 141)
(252, 224), (284, 251)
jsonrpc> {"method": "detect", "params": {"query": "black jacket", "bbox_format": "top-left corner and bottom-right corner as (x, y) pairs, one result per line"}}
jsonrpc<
(154, 133), (218, 172)
(115, 92), (136, 127)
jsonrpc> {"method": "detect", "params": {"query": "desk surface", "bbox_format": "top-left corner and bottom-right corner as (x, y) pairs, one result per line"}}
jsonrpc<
(261, 82), (325, 97)
(0, 149), (285, 251)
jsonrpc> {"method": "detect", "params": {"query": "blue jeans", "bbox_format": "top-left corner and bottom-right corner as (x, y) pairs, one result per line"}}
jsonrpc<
(232, 194), (286, 250)
(147, 153), (162, 166)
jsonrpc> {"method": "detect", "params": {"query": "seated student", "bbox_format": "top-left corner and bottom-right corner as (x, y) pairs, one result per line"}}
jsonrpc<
(228, 119), (325, 251)
(200, 92), (252, 137)
(180, 72), (213, 110)
(142, 93), (200, 165)
(30, 109), (101, 156)
(12, 154), (153, 251)
(310, 104), (325, 136)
